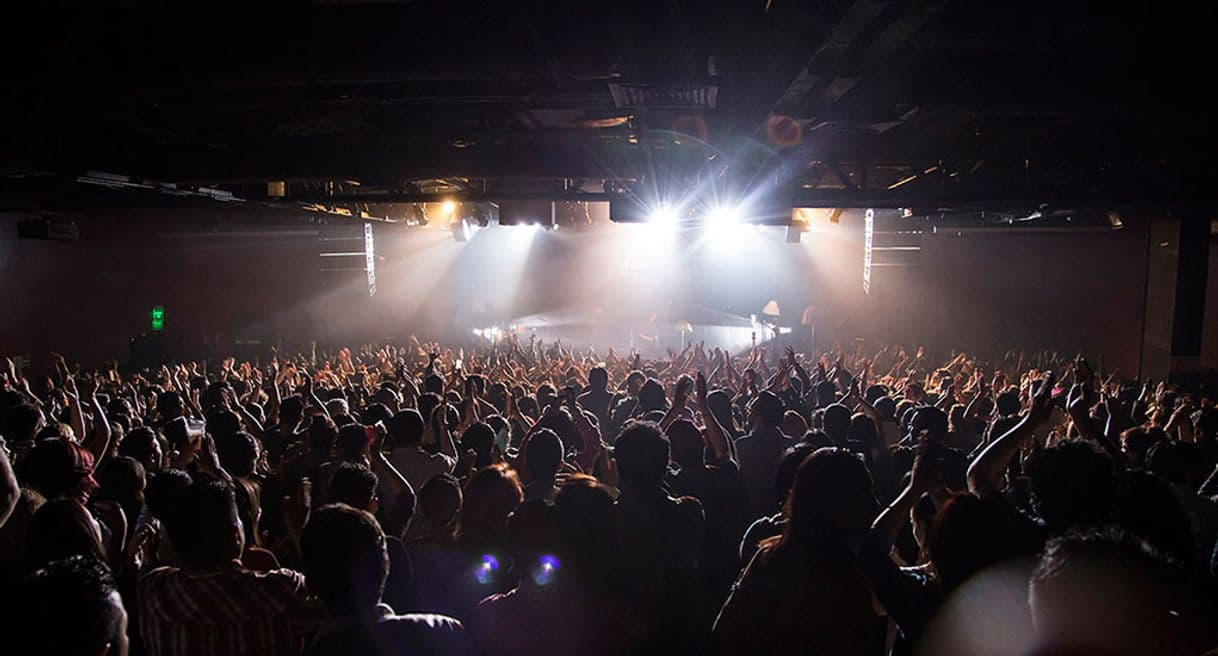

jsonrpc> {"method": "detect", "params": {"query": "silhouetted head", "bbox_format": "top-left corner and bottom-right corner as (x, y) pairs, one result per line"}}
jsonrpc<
(748, 391), (785, 430)
(461, 422), (497, 468)
(783, 447), (876, 554)
(388, 409), (425, 449)
(822, 404), (852, 444)
(118, 426), (163, 473)
(337, 424), (371, 461)
(925, 493), (1018, 590)
(328, 462), (379, 512)
(19, 438), (97, 501)
(613, 421), (670, 492)
(459, 464), (522, 540)
(418, 473), (462, 532)
(165, 479), (243, 568)
(1030, 527), (1193, 655)
(525, 428), (564, 482)
(17, 555), (128, 656)
(216, 431), (259, 477)
(306, 417), (338, 455)
(774, 443), (816, 512)
(637, 379), (667, 413)
(302, 504), (388, 617)
(588, 367), (608, 390)
(1028, 439), (1117, 534)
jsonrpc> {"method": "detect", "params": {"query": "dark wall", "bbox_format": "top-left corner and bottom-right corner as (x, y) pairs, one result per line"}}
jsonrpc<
(912, 223), (1150, 375)
(0, 209), (327, 368)
(1204, 234), (1218, 369)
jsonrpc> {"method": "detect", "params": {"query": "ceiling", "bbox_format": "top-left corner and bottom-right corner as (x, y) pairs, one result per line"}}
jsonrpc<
(3, 0), (1217, 216)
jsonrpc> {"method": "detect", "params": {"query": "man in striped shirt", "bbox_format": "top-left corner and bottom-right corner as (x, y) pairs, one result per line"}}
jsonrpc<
(139, 479), (322, 656)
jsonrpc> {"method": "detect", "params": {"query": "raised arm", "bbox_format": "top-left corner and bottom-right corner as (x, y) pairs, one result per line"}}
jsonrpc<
(81, 378), (113, 464)
(225, 387), (266, 438)
(870, 437), (939, 554)
(301, 375), (332, 421)
(695, 372), (732, 463)
(1065, 383), (1125, 466)
(0, 444), (18, 530)
(660, 375), (693, 431)
(64, 375), (88, 444)
(369, 425), (417, 515)
(967, 371), (1055, 496)
(432, 404), (459, 462)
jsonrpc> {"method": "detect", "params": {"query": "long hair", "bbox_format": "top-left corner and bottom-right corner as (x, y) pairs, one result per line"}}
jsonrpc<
(779, 448), (875, 560)
(457, 464), (522, 544)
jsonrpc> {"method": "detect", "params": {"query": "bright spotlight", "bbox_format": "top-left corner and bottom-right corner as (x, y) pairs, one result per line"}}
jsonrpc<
(650, 204), (678, 224)
(440, 200), (457, 216)
(705, 204), (744, 249)
(706, 205), (740, 227)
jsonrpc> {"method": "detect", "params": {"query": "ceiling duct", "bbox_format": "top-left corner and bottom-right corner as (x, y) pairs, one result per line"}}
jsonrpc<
(608, 83), (718, 110)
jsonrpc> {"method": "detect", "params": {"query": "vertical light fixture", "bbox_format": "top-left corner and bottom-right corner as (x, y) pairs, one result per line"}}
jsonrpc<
(863, 208), (874, 294)
(364, 222), (376, 297)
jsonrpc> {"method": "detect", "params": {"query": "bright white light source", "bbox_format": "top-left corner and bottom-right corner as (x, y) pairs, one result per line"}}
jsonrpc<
(441, 200), (457, 216)
(650, 204), (678, 224)
(706, 205), (740, 227)
(705, 204), (744, 249)
(476, 326), (504, 342)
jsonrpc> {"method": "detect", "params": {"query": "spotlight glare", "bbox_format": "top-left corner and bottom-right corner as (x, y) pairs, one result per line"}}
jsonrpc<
(650, 204), (678, 224)
(441, 200), (457, 216)
(706, 205), (740, 227)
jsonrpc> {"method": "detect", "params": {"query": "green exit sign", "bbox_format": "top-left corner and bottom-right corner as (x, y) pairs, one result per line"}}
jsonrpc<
(150, 306), (165, 332)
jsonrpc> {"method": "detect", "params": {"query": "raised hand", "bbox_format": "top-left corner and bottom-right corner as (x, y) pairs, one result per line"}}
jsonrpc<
(695, 371), (709, 407)
(1028, 371), (1057, 426)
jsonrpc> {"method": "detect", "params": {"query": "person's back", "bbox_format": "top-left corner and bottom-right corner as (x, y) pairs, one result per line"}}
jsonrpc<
(577, 367), (613, 428)
(612, 422), (705, 651)
(717, 538), (884, 655)
(139, 479), (321, 656)
(302, 504), (468, 656)
(667, 419), (745, 597)
(734, 392), (793, 520)
(385, 410), (454, 494)
(714, 448), (884, 655)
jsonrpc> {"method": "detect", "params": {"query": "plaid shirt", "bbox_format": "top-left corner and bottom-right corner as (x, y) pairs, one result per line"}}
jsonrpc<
(139, 563), (323, 656)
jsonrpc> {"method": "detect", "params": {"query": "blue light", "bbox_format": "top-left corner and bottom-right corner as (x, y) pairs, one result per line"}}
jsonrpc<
(475, 554), (501, 584)
(531, 554), (561, 586)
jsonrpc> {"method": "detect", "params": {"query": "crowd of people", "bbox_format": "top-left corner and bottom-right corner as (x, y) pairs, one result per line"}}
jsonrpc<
(1, 335), (1216, 655)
